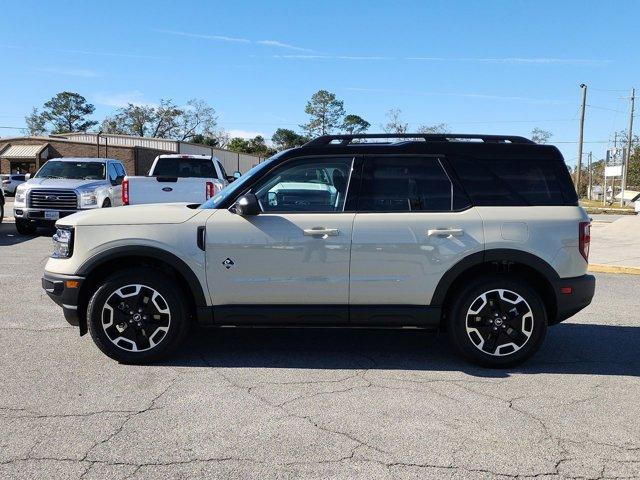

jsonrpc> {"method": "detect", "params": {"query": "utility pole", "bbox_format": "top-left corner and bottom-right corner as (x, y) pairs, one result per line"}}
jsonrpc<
(587, 152), (593, 200)
(575, 84), (587, 196)
(620, 87), (635, 206)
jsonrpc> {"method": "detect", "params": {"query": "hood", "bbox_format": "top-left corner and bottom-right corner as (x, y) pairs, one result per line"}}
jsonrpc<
(59, 203), (203, 227)
(23, 178), (107, 190)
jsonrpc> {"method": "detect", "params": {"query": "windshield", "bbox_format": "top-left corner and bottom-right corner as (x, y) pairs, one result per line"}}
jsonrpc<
(199, 152), (285, 209)
(35, 161), (106, 180)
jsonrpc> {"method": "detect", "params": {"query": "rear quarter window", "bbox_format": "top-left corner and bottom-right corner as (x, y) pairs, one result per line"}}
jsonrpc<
(450, 153), (577, 206)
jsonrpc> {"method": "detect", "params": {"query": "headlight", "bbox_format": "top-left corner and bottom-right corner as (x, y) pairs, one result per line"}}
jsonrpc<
(79, 190), (97, 207)
(51, 227), (74, 259)
(15, 187), (26, 203)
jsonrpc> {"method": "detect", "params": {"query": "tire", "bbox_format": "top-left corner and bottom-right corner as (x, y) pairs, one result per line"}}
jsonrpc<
(0, 202), (4, 224)
(15, 219), (36, 235)
(447, 275), (547, 367)
(87, 268), (191, 364)
(102, 199), (111, 208)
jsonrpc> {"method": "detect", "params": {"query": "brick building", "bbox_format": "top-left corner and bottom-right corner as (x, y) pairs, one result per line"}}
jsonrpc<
(0, 133), (264, 176)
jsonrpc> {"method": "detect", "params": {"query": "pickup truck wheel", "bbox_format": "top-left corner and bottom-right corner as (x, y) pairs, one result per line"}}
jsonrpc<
(102, 199), (111, 208)
(447, 275), (547, 367)
(15, 219), (36, 235)
(87, 269), (190, 363)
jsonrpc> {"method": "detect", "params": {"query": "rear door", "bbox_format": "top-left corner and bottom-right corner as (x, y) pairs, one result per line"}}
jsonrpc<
(349, 155), (484, 320)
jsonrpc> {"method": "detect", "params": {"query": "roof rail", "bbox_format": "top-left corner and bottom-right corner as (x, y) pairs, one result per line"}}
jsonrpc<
(303, 133), (536, 146)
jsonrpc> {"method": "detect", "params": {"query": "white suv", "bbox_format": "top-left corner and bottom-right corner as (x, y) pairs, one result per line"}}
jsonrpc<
(42, 134), (595, 367)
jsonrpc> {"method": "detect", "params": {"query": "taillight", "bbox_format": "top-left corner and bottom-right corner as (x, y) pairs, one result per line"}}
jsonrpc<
(205, 181), (214, 199)
(579, 221), (590, 261)
(121, 178), (129, 205)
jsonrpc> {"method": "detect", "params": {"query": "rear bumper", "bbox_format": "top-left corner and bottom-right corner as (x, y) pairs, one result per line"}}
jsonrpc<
(551, 274), (596, 324)
(42, 271), (85, 328)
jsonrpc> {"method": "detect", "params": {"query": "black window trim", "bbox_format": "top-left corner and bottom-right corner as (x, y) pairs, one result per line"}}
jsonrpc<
(226, 154), (363, 215)
(355, 153), (471, 214)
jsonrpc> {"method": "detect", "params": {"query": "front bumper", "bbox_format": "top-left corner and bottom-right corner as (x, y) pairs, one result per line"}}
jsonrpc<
(42, 271), (85, 328)
(14, 207), (78, 224)
(551, 274), (596, 324)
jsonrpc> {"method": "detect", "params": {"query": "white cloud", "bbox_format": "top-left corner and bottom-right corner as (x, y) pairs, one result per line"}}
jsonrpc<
(274, 54), (392, 60)
(406, 57), (609, 66)
(155, 30), (313, 52)
(345, 87), (566, 105)
(37, 67), (100, 78)
(226, 129), (266, 139)
(257, 40), (313, 52)
(155, 29), (250, 43)
(94, 91), (152, 108)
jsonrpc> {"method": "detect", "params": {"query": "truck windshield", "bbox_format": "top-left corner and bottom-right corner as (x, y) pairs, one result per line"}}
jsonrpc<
(35, 161), (106, 180)
(152, 158), (217, 178)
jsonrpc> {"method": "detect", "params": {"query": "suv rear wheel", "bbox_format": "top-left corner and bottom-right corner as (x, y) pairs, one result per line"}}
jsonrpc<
(447, 275), (547, 367)
(87, 268), (190, 363)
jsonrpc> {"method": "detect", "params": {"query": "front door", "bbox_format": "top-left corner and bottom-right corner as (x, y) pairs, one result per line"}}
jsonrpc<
(205, 156), (356, 323)
(349, 155), (484, 319)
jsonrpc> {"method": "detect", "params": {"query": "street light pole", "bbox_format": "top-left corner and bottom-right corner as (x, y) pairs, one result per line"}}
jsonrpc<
(576, 84), (587, 196)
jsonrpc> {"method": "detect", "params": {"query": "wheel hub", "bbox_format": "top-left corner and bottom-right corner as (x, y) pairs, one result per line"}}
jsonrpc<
(465, 289), (534, 357)
(101, 284), (171, 352)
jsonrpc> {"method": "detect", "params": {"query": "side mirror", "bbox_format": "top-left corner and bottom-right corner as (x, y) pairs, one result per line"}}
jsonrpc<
(233, 193), (260, 216)
(233, 171), (242, 180)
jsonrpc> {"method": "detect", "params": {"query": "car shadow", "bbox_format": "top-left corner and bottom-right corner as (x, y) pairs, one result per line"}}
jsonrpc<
(163, 323), (640, 377)
(0, 223), (53, 246)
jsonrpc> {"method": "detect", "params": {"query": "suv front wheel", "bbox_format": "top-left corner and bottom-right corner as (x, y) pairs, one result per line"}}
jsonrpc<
(447, 275), (547, 367)
(87, 268), (190, 363)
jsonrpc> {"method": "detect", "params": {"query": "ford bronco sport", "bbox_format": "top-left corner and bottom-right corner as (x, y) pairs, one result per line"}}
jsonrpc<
(42, 134), (595, 367)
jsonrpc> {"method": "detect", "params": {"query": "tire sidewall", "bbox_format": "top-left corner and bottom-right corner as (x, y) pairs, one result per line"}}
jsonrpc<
(87, 269), (189, 363)
(448, 275), (547, 367)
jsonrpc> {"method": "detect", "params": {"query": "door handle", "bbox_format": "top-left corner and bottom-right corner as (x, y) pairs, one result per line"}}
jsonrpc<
(427, 228), (464, 237)
(303, 227), (339, 237)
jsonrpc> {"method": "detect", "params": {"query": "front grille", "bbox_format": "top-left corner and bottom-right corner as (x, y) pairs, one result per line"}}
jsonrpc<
(28, 189), (78, 210)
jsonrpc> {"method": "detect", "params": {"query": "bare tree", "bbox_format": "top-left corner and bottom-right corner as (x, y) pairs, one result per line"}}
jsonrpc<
(382, 108), (408, 134)
(531, 128), (552, 144)
(178, 99), (218, 141)
(417, 123), (448, 134)
(24, 107), (47, 136)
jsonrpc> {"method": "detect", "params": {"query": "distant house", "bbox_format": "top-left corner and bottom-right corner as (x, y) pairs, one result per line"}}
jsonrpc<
(0, 133), (264, 176)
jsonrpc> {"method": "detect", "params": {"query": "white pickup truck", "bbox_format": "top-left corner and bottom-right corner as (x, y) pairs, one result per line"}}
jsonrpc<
(122, 154), (233, 205)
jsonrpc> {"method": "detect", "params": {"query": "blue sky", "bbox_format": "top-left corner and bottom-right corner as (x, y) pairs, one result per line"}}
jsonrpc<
(0, 0), (638, 165)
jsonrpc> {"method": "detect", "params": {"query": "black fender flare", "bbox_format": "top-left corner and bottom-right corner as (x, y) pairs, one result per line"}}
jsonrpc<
(77, 245), (208, 307)
(431, 248), (559, 306)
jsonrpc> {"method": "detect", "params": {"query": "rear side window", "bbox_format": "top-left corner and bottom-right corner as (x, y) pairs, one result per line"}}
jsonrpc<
(450, 154), (577, 206)
(153, 158), (217, 178)
(358, 156), (453, 212)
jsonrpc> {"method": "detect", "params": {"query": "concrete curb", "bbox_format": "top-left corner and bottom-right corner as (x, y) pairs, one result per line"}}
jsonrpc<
(588, 264), (640, 275)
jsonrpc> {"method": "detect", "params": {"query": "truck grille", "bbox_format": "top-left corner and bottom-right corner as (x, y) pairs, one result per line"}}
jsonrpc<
(28, 189), (78, 210)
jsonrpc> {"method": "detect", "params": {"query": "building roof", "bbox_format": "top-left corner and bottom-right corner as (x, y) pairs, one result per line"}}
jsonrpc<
(0, 143), (48, 159)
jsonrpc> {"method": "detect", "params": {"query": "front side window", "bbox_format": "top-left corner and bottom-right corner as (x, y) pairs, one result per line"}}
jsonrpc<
(358, 156), (452, 212)
(251, 157), (354, 213)
(35, 161), (106, 180)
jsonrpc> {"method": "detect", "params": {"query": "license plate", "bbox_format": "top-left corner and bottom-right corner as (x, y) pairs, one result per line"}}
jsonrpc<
(44, 211), (59, 220)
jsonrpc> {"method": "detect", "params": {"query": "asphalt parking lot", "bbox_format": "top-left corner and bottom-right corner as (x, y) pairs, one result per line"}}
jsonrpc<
(0, 222), (639, 480)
